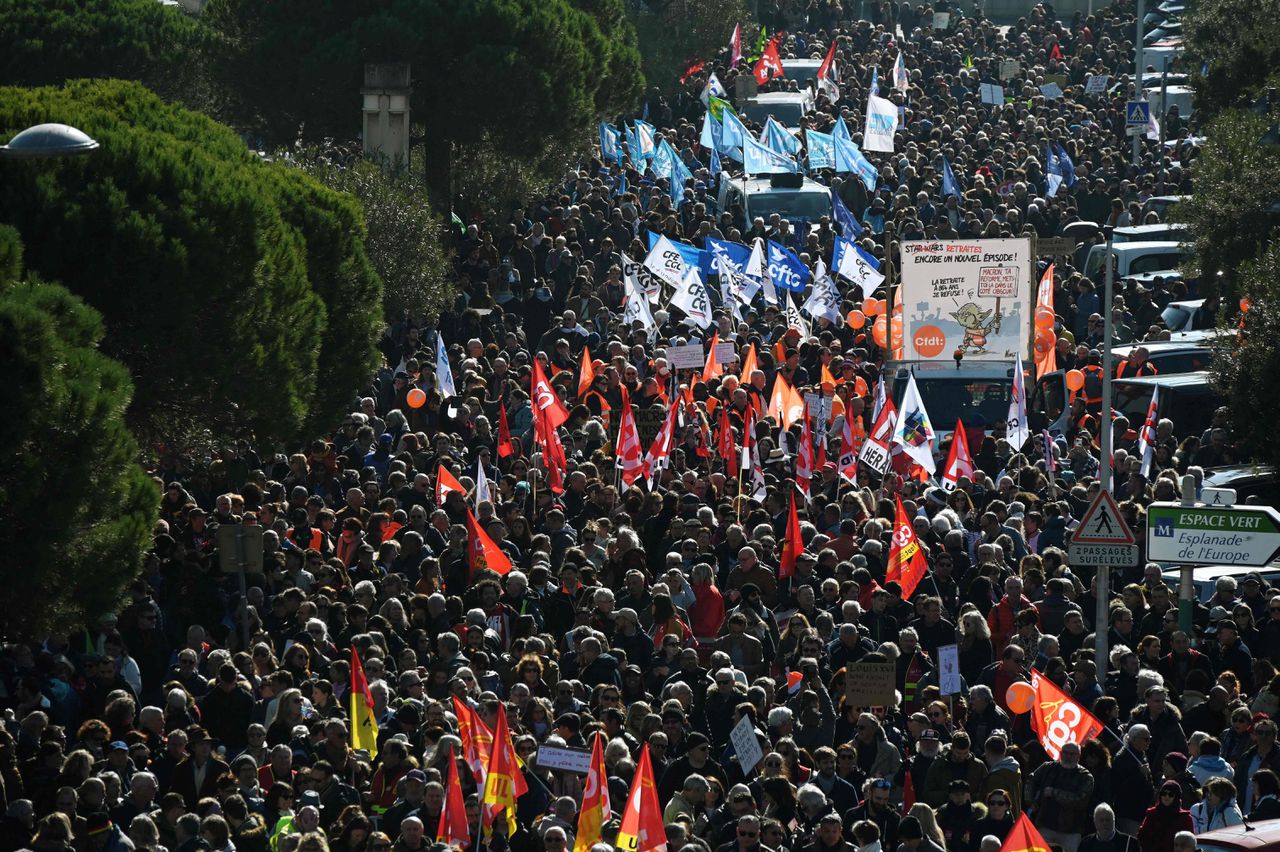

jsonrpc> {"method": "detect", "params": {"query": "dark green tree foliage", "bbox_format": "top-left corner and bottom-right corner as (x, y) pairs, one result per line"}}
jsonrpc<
(1182, 0), (1280, 121)
(630, 0), (753, 89)
(290, 151), (456, 324)
(0, 0), (213, 104)
(0, 226), (158, 633)
(204, 0), (643, 197)
(0, 80), (382, 442)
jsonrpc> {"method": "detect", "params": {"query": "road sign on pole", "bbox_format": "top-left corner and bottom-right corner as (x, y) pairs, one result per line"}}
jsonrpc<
(1069, 490), (1139, 567)
(1147, 502), (1280, 566)
(1126, 100), (1150, 127)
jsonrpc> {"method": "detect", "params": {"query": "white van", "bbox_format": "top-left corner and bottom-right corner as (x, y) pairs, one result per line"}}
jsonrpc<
(1084, 241), (1187, 279)
(741, 92), (814, 132)
(1149, 84), (1195, 120)
(1113, 223), (1190, 243)
(717, 174), (833, 224)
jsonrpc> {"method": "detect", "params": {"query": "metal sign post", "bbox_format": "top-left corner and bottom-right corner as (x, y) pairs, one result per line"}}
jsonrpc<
(1095, 234), (1116, 679)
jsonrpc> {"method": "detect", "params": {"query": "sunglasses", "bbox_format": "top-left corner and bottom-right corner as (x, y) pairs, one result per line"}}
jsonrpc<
(990, 799), (1008, 806)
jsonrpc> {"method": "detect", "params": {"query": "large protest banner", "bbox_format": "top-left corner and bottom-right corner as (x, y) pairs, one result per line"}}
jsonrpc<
(898, 239), (1031, 361)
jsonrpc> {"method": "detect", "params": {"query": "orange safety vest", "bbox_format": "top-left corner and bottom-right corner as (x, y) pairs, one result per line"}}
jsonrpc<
(1082, 365), (1104, 404)
(1115, 360), (1158, 378)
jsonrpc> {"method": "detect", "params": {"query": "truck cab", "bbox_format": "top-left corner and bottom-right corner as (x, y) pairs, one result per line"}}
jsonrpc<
(718, 173), (833, 225)
(890, 361), (1017, 441)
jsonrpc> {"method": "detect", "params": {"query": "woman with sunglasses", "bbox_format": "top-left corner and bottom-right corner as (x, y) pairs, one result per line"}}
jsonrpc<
(971, 788), (1016, 846)
(1141, 779), (1195, 849)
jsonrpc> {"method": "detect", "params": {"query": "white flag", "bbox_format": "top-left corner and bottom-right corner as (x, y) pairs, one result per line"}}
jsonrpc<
(624, 254), (663, 305)
(747, 238), (776, 306)
(783, 292), (811, 338)
(623, 266), (657, 332)
(863, 92), (899, 153)
(474, 460), (492, 511)
(1006, 354), (1030, 451)
(670, 264), (713, 329)
(834, 237), (885, 294)
(435, 333), (456, 398)
(701, 72), (728, 107)
(643, 234), (688, 289)
(801, 260), (842, 325)
(893, 52), (909, 91)
(891, 372), (936, 473)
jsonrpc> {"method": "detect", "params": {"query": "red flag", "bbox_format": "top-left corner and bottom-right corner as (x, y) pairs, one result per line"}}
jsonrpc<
(452, 695), (492, 785)
(999, 812), (1053, 852)
(643, 402), (680, 488)
(701, 332), (723, 382)
(729, 23), (742, 66)
(436, 464), (466, 504)
(718, 406), (738, 478)
(817, 39), (837, 82)
(481, 703), (528, 835)
(577, 346), (596, 399)
(1029, 668), (1105, 760)
(795, 416), (814, 495)
(533, 402), (567, 494)
(438, 746), (471, 848)
(940, 419), (975, 490)
(616, 744), (667, 852)
(532, 357), (569, 429)
(679, 60), (706, 83)
(902, 771), (916, 810)
(779, 492), (802, 578)
(574, 732), (612, 852)
(838, 409), (862, 484)
(886, 495), (929, 599)
(467, 507), (512, 576)
(1049, 42), (1063, 61)
(615, 402), (646, 490)
(753, 37), (784, 86)
(497, 404), (515, 458)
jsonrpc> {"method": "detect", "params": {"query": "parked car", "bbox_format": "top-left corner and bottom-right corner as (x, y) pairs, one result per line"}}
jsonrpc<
(1084, 240), (1188, 279)
(1202, 465), (1280, 507)
(1141, 194), (1190, 221)
(1159, 566), (1280, 601)
(1191, 817), (1280, 851)
(1112, 340), (1215, 375)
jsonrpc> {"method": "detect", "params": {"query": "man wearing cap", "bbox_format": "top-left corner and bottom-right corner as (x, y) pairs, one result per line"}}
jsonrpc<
(169, 726), (229, 808)
(198, 664), (254, 751)
(382, 768), (427, 839)
(658, 731), (726, 803)
(1205, 616), (1255, 694)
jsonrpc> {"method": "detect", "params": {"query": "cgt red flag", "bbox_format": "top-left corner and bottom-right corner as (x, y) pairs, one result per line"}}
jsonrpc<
(466, 508), (512, 576)
(718, 406), (738, 477)
(999, 812), (1053, 852)
(940, 418), (975, 491)
(438, 745), (471, 848)
(779, 491), (802, 578)
(795, 416), (814, 496)
(1029, 668), (1105, 759)
(886, 495), (929, 599)
(532, 357), (569, 429)
(753, 37), (784, 86)
(577, 346), (596, 399)
(497, 404), (515, 458)
(616, 744), (667, 852)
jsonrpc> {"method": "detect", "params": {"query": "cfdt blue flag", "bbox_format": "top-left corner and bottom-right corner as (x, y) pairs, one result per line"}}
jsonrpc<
(762, 117), (802, 156)
(599, 123), (621, 163)
(743, 134), (800, 175)
(766, 240), (811, 292)
(941, 156), (961, 199)
(805, 129), (834, 170)
(830, 188), (863, 237)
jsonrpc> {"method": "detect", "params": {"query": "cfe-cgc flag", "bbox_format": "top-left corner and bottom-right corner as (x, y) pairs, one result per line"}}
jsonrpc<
(616, 744), (667, 852)
(349, 648), (379, 758)
(574, 733), (612, 852)
(887, 495), (929, 599)
(1029, 668), (1105, 760)
(998, 813), (1053, 852)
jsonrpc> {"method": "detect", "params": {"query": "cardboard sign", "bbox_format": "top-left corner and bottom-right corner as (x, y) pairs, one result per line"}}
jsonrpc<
(635, 407), (667, 445)
(999, 60), (1021, 81)
(217, 524), (264, 574)
(932, 12), (950, 30)
(1037, 236), (1076, 257)
(1040, 83), (1064, 100)
(535, 745), (592, 775)
(1085, 74), (1110, 94)
(715, 341), (738, 363)
(980, 83), (1005, 106)
(666, 343), (707, 370)
(729, 714), (764, 774)
(845, 661), (897, 707)
(938, 644), (961, 696)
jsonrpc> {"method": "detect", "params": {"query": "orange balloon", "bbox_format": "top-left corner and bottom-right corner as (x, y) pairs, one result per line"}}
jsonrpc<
(876, 299), (888, 315)
(863, 298), (880, 316)
(1035, 306), (1056, 330)
(1006, 681), (1036, 714)
(847, 309), (866, 329)
(1066, 369), (1085, 391)
(1241, 297), (1251, 313)
(871, 316), (888, 348)
(1034, 328), (1056, 356)
(407, 388), (427, 409)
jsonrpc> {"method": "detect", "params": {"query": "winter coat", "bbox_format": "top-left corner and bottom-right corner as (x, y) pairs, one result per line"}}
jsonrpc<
(1137, 781), (1193, 852)
(1189, 754), (1233, 786)
(1111, 746), (1155, 822)
(1190, 797), (1244, 833)
(980, 755), (1023, 816)
(922, 747), (988, 808)
(1027, 760), (1094, 834)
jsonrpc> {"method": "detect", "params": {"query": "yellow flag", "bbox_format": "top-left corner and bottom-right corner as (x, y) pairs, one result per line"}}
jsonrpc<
(350, 648), (379, 758)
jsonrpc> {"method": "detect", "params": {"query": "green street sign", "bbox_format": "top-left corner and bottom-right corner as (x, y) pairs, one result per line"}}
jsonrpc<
(1146, 502), (1280, 566)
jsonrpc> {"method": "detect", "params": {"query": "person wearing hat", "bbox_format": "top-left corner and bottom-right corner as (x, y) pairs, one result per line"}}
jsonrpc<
(382, 768), (428, 840)
(895, 814), (943, 852)
(170, 726), (229, 808)
(936, 778), (982, 852)
(197, 664), (254, 751)
(657, 731), (726, 804)
(1205, 616), (1256, 694)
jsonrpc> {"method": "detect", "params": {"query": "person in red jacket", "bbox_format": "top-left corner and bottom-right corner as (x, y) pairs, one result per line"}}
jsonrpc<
(369, 738), (411, 814)
(986, 576), (1038, 652)
(1138, 780), (1194, 851)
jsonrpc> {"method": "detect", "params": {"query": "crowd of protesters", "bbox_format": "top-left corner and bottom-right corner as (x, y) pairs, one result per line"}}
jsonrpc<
(1, 2), (1265, 852)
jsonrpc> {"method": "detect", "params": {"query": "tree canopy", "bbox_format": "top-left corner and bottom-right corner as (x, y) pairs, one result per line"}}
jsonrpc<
(1182, 0), (1280, 121)
(0, 79), (383, 443)
(0, 225), (158, 634)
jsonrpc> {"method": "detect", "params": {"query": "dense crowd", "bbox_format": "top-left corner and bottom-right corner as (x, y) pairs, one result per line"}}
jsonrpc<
(2, 3), (1261, 852)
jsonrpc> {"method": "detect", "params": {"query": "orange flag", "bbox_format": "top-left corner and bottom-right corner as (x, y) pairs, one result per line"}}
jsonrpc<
(577, 346), (596, 398)
(532, 357), (569, 429)
(436, 464), (466, 504)
(1029, 668), (1105, 759)
(886, 495), (929, 599)
(452, 695), (492, 785)
(738, 342), (758, 384)
(616, 743), (667, 852)
(573, 732), (612, 852)
(820, 361), (837, 389)
(438, 746), (471, 848)
(701, 332), (723, 382)
(999, 812), (1053, 852)
(1033, 264), (1058, 380)
(466, 508), (512, 576)
(481, 703), (528, 836)
(779, 492), (802, 579)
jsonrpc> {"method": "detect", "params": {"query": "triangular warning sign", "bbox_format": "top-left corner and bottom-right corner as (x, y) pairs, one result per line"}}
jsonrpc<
(1072, 490), (1135, 544)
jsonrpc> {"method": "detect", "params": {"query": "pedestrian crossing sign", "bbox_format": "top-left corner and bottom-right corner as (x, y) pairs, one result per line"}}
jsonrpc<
(1126, 100), (1150, 127)
(1073, 489), (1136, 544)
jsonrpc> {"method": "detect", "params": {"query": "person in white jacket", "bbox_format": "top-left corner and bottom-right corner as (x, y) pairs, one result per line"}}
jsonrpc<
(1190, 776), (1244, 834)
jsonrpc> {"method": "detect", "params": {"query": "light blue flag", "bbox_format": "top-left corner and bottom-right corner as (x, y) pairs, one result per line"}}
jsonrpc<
(625, 123), (639, 159)
(806, 129), (834, 171)
(705, 237), (752, 277)
(599, 123), (621, 163)
(830, 188), (863, 237)
(634, 119), (657, 160)
(651, 137), (675, 179)
(832, 115), (852, 143)
(766, 240), (811, 292)
(709, 142), (722, 178)
(669, 147), (694, 201)
(720, 110), (748, 161)
(941, 156), (961, 199)
(761, 117), (802, 156)
(742, 134), (800, 175)
(700, 111), (718, 149)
